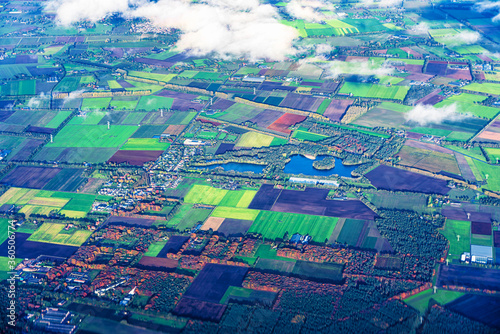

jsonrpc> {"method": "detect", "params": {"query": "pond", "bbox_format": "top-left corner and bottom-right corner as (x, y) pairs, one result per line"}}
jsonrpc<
(283, 155), (357, 177)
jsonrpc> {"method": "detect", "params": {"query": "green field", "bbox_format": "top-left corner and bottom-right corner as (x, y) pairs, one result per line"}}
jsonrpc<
(462, 82), (500, 95)
(144, 241), (167, 257)
(184, 185), (228, 206)
(128, 71), (176, 82)
(411, 127), (452, 137)
(120, 138), (170, 151)
(0, 219), (10, 244)
(255, 244), (296, 262)
(81, 98), (112, 110)
(338, 82), (409, 101)
(236, 132), (274, 148)
(405, 289), (464, 314)
(218, 190), (257, 208)
(471, 234), (492, 247)
(45, 111), (73, 128)
(248, 211), (339, 242)
(440, 219), (470, 261)
(136, 96), (174, 111)
(336, 219), (365, 246)
(485, 148), (500, 162)
(0, 79), (36, 96)
(28, 222), (92, 246)
(163, 204), (212, 230)
(109, 98), (139, 110)
(292, 130), (328, 141)
(434, 99), (499, 119)
(211, 207), (260, 221)
(47, 125), (138, 148)
(473, 159), (500, 192)
(0, 257), (23, 280)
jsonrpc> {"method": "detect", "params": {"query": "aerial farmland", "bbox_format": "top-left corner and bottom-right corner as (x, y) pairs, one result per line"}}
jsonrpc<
(0, 0), (499, 333)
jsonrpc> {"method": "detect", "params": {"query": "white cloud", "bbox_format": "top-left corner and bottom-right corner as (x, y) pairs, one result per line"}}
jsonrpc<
(322, 59), (394, 79)
(63, 89), (84, 106)
(285, 0), (336, 22)
(46, 0), (298, 61)
(474, 1), (500, 22)
(27, 93), (50, 108)
(409, 22), (429, 35)
(46, 0), (134, 26)
(359, 0), (403, 8)
(442, 30), (481, 46)
(405, 103), (467, 126)
(315, 43), (334, 55)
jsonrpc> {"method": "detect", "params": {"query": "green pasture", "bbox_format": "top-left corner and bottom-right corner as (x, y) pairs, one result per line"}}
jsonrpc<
(219, 190), (257, 208)
(28, 222), (92, 246)
(236, 132), (275, 148)
(120, 138), (170, 151)
(144, 241), (168, 257)
(439, 219), (470, 261)
(338, 82), (409, 101)
(405, 289), (464, 314)
(248, 211), (339, 242)
(81, 98), (112, 110)
(47, 125), (137, 148)
(292, 130), (328, 141)
(184, 185), (228, 206)
(462, 82), (500, 95)
(128, 71), (176, 82)
(211, 207), (260, 221)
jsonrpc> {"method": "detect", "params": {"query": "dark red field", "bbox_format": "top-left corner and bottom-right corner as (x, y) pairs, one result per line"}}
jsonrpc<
(446, 295), (500, 329)
(446, 69), (472, 80)
(248, 109), (284, 128)
(323, 99), (353, 122)
(267, 113), (306, 134)
(415, 90), (445, 105)
(216, 218), (253, 237)
(248, 184), (283, 210)
(1, 166), (61, 189)
(0, 233), (78, 259)
(365, 165), (451, 195)
(272, 193), (377, 219)
(107, 150), (164, 165)
(441, 208), (491, 223)
(215, 143), (235, 155)
(137, 256), (178, 269)
(155, 90), (204, 111)
(157, 236), (190, 257)
(211, 98), (235, 111)
(173, 297), (226, 322)
(183, 264), (248, 303)
(437, 264), (500, 291)
(279, 93), (324, 112)
(494, 231), (500, 247)
(10, 139), (44, 161)
(164, 124), (186, 136)
(425, 62), (447, 76)
(471, 222), (492, 236)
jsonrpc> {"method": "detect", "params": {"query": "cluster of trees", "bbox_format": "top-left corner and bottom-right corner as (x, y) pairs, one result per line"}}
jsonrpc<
(335, 277), (420, 319)
(140, 275), (191, 313)
(375, 210), (447, 260)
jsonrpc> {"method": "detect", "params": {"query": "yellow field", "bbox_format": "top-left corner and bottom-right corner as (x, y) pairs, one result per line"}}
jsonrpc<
(28, 222), (92, 246)
(236, 132), (274, 148)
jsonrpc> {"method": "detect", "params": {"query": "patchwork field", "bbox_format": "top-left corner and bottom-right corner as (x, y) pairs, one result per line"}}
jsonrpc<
(184, 185), (228, 206)
(46, 125), (138, 148)
(248, 210), (339, 242)
(28, 222), (92, 246)
(338, 82), (409, 101)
